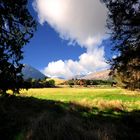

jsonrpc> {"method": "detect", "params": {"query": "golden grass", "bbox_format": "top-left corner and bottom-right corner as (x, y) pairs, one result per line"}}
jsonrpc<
(121, 89), (140, 95)
(20, 87), (140, 112)
(70, 99), (140, 112)
(0, 92), (140, 140)
(72, 99), (125, 111)
(47, 78), (66, 85)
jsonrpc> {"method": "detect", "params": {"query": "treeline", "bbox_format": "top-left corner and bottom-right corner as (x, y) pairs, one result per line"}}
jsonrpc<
(102, 0), (140, 90)
(24, 78), (55, 88)
(0, 0), (36, 94)
(0, 78), (55, 95)
(64, 79), (116, 87)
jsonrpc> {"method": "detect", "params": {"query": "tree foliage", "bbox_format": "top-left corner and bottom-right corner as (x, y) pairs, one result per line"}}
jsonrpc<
(66, 79), (115, 87)
(0, 0), (36, 94)
(25, 78), (55, 88)
(102, 0), (140, 89)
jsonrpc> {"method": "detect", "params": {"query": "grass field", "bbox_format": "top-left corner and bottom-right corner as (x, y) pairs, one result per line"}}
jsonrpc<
(1, 87), (140, 140)
(20, 88), (140, 111)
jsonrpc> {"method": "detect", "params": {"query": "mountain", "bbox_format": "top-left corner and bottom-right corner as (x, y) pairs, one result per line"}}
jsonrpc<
(81, 70), (111, 80)
(22, 64), (46, 80)
(70, 74), (86, 80)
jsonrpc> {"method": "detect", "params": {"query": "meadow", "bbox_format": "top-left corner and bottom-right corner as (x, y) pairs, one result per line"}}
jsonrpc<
(20, 88), (140, 111)
(0, 87), (140, 140)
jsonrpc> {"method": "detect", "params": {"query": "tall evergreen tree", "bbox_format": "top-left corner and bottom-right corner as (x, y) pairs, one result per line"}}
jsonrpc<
(0, 0), (36, 94)
(102, 0), (140, 89)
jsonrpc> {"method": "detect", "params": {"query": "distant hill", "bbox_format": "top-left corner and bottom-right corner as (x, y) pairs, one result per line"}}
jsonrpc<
(47, 78), (66, 85)
(22, 64), (46, 80)
(81, 70), (111, 80)
(71, 74), (86, 80)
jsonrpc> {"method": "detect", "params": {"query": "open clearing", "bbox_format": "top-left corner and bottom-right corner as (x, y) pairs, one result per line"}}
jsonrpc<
(20, 88), (140, 111)
(1, 87), (140, 140)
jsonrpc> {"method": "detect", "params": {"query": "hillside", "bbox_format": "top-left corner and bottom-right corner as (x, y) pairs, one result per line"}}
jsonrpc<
(47, 78), (66, 85)
(81, 70), (111, 80)
(22, 64), (46, 80)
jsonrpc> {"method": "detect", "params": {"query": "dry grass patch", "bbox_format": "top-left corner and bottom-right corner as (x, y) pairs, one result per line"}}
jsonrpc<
(96, 100), (125, 111)
(121, 89), (140, 96)
(71, 99), (125, 111)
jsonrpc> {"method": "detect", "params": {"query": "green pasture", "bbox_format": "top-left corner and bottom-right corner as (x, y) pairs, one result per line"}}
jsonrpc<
(20, 88), (140, 111)
(1, 87), (140, 140)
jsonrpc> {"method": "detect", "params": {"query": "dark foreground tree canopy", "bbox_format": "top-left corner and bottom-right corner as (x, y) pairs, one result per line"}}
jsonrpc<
(102, 0), (140, 90)
(0, 0), (36, 94)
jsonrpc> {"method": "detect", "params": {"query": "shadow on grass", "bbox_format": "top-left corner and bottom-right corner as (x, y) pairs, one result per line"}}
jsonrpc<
(0, 95), (140, 140)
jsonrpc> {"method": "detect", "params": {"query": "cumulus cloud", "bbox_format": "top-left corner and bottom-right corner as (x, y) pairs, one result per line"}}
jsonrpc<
(43, 47), (108, 79)
(33, 0), (109, 79)
(33, 0), (107, 47)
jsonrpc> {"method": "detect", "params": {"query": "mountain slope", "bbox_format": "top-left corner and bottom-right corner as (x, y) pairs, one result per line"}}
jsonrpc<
(22, 64), (46, 80)
(81, 70), (111, 80)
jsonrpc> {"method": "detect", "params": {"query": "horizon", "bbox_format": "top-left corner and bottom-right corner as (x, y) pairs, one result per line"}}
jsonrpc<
(22, 64), (110, 80)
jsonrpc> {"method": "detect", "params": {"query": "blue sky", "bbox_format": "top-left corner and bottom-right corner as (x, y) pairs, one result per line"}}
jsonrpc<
(22, 23), (86, 70)
(22, 0), (113, 79)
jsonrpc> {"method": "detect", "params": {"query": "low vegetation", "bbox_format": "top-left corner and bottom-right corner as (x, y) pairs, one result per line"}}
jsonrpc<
(1, 88), (139, 140)
(20, 88), (140, 111)
(23, 78), (56, 88)
(63, 79), (116, 88)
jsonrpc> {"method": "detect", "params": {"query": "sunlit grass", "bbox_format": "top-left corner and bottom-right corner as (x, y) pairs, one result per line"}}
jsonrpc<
(1, 87), (140, 140)
(20, 87), (140, 111)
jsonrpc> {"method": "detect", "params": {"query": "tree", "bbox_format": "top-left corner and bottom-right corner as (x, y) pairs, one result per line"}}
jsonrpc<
(0, 0), (36, 94)
(102, 0), (140, 90)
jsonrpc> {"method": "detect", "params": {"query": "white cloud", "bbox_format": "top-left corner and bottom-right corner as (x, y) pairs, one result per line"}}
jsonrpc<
(33, 0), (109, 79)
(33, 0), (107, 48)
(43, 47), (108, 79)
(43, 60), (74, 78)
